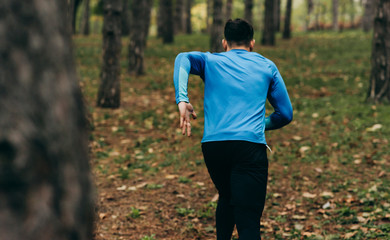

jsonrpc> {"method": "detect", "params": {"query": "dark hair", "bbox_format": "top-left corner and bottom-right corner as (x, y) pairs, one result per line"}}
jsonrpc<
(224, 18), (254, 47)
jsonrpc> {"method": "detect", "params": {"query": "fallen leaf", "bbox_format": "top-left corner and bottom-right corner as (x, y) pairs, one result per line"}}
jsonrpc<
(116, 185), (126, 191)
(320, 191), (334, 198)
(292, 215), (306, 220)
(302, 192), (317, 199)
(366, 124), (382, 132)
(211, 194), (219, 202)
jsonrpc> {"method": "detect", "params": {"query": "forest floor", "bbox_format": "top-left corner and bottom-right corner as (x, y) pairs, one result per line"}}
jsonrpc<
(74, 31), (390, 240)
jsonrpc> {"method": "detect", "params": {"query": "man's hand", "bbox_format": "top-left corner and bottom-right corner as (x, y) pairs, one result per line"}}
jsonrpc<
(178, 102), (197, 137)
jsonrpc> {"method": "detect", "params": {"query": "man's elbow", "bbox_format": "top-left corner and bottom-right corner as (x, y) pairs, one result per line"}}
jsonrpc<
(282, 108), (293, 125)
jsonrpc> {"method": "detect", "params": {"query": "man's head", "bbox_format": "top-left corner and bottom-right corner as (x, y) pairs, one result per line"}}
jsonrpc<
(223, 18), (255, 51)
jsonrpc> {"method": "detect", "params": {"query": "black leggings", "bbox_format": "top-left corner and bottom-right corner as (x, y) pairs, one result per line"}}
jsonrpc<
(202, 141), (268, 240)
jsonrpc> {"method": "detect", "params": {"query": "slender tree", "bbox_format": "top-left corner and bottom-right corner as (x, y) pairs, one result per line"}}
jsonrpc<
(283, 0), (293, 39)
(211, 0), (224, 52)
(332, 0), (339, 31)
(274, 0), (281, 32)
(143, 0), (153, 45)
(122, 0), (130, 36)
(97, 0), (122, 108)
(81, 0), (90, 35)
(367, 0), (390, 103)
(262, 0), (275, 45)
(244, 0), (253, 23)
(0, 1), (94, 239)
(185, 0), (193, 34)
(161, 0), (174, 43)
(225, 0), (233, 20)
(128, 0), (152, 75)
(175, 0), (185, 33)
(207, 0), (212, 33)
(305, 0), (314, 31)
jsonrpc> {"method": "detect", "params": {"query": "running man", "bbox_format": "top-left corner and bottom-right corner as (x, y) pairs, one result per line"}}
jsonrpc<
(173, 19), (293, 240)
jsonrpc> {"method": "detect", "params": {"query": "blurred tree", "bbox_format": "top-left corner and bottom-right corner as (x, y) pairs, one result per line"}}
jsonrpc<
(262, 0), (275, 45)
(367, 0), (390, 103)
(81, 0), (90, 35)
(207, 0), (212, 33)
(283, 0), (293, 39)
(225, 0), (233, 20)
(363, 0), (376, 32)
(274, 0), (281, 32)
(175, 0), (185, 33)
(305, 0), (314, 31)
(161, 0), (174, 43)
(128, 0), (152, 75)
(97, 0), (122, 108)
(0, 0), (94, 239)
(68, 0), (82, 34)
(211, 0), (224, 52)
(185, 0), (193, 34)
(349, 0), (356, 28)
(332, 0), (339, 31)
(244, 0), (253, 23)
(122, 0), (130, 36)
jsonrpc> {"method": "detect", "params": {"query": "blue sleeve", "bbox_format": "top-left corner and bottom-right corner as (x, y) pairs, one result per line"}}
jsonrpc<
(265, 63), (293, 131)
(173, 52), (206, 104)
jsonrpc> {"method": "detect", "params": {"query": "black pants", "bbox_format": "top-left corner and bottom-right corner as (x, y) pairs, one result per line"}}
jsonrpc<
(202, 141), (268, 240)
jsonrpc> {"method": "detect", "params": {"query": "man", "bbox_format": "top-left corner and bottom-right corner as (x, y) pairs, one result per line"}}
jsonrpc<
(173, 19), (293, 240)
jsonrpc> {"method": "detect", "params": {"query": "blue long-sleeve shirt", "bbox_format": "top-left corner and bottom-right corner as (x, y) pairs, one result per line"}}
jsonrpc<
(173, 49), (293, 144)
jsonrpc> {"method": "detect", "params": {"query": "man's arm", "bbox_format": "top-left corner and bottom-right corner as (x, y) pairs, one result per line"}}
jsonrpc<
(265, 63), (293, 131)
(173, 52), (206, 136)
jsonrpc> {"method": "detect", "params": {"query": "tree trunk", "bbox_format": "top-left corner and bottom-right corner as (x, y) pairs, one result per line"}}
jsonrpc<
(350, 0), (356, 28)
(157, 2), (164, 38)
(81, 0), (90, 35)
(363, 0), (376, 32)
(283, 0), (293, 39)
(207, 0), (212, 33)
(72, 0), (82, 34)
(305, 0), (314, 31)
(262, 0), (275, 46)
(185, 0), (193, 34)
(97, 0), (122, 108)
(274, 0), (281, 32)
(367, 0), (390, 103)
(128, 0), (152, 75)
(244, 0), (253, 23)
(122, 0), (130, 36)
(210, 0), (224, 52)
(175, 0), (185, 34)
(161, 0), (174, 43)
(332, 0), (339, 31)
(225, 0), (233, 20)
(0, 1), (94, 239)
(68, 0), (75, 34)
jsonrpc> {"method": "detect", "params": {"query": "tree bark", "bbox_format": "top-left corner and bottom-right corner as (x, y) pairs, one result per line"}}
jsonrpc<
(225, 0), (233, 20)
(283, 0), (293, 39)
(175, 0), (185, 34)
(367, 0), (390, 103)
(244, 0), (253, 24)
(262, 0), (275, 46)
(185, 0), (193, 34)
(157, 2), (164, 38)
(363, 0), (376, 32)
(81, 0), (90, 35)
(161, 0), (174, 43)
(332, 0), (339, 31)
(0, 1), (94, 239)
(97, 0), (122, 108)
(121, 0), (130, 36)
(68, 0), (75, 34)
(274, 0), (281, 32)
(128, 0), (152, 75)
(210, 0), (224, 52)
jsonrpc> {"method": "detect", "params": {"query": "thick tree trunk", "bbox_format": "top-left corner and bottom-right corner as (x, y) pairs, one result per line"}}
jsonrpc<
(283, 0), (293, 39)
(0, 1), (94, 239)
(262, 0), (275, 46)
(244, 0), (253, 23)
(81, 0), (90, 35)
(332, 0), (339, 31)
(161, 0), (174, 43)
(225, 0), (233, 20)
(274, 0), (281, 32)
(97, 0), (122, 108)
(363, 0), (376, 32)
(122, 0), (130, 36)
(185, 0), (193, 34)
(128, 0), (152, 75)
(367, 0), (390, 103)
(211, 0), (224, 52)
(175, 0), (185, 34)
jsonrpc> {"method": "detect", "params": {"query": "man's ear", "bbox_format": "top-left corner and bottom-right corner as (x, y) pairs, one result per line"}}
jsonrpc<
(222, 39), (228, 51)
(249, 39), (255, 52)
